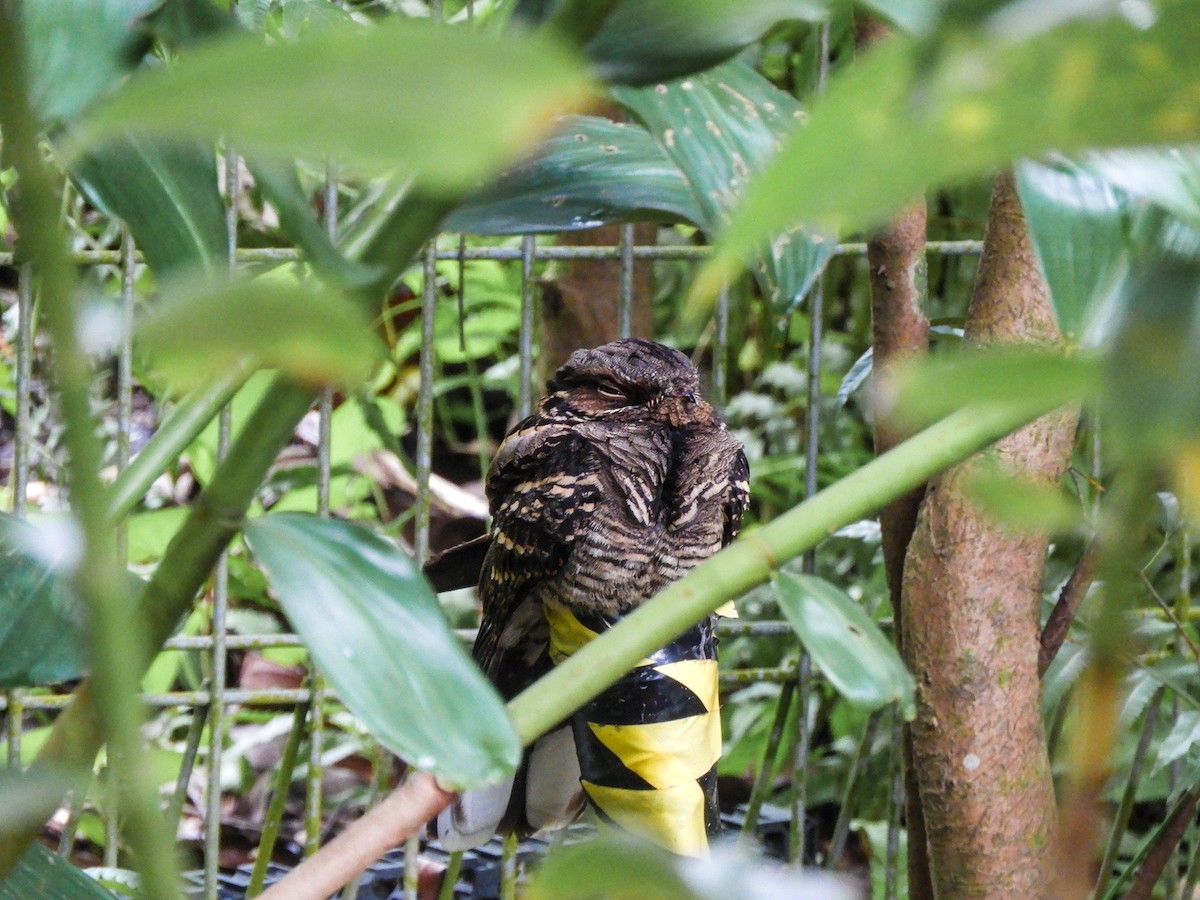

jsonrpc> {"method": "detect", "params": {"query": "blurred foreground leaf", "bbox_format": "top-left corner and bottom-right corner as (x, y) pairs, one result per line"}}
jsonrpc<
(137, 276), (383, 390)
(68, 18), (596, 186)
(0, 513), (88, 688)
(530, 832), (862, 899)
(774, 571), (915, 717)
(244, 513), (520, 789)
(0, 767), (89, 849)
(697, 4), (1200, 296)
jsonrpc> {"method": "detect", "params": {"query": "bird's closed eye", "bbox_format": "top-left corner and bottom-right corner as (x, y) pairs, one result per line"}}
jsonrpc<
(596, 383), (626, 400)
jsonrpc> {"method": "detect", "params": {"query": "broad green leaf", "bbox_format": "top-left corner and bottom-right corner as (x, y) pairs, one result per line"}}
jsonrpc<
(446, 115), (704, 233)
(696, 4), (1200, 297)
(22, 0), (157, 126)
(243, 513), (519, 788)
(883, 346), (1101, 429)
(68, 18), (596, 187)
(0, 844), (116, 900)
(583, 0), (827, 86)
(530, 832), (861, 900)
(245, 158), (380, 290)
(1017, 158), (1135, 346)
(614, 61), (835, 338)
(137, 275), (384, 390)
(0, 514), (88, 688)
(1087, 147), (1200, 231)
(774, 571), (915, 717)
(857, 0), (938, 35)
(70, 135), (229, 279)
(1103, 244), (1200, 461)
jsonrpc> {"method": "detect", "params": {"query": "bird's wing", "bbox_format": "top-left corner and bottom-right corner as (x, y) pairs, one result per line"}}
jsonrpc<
(472, 417), (601, 695)
(722, 446), (751, 547)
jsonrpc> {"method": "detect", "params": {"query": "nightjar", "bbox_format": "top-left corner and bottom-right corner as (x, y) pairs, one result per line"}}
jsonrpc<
(437, 338), (749, 856)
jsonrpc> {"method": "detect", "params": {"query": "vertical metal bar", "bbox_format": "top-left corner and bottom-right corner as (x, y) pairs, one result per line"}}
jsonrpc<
(205, 146), (239, 899)
(617, 222), (634, 338)
(740, 680), (794, 839)
(518, 235), (536, 419)
(790, 20), (830, 865)
(713, 284), (730, 406)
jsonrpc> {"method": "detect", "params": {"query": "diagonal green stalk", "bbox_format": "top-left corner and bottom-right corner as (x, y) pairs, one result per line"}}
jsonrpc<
(0, 4), (179, 895)
(506, 399), (1059, 745)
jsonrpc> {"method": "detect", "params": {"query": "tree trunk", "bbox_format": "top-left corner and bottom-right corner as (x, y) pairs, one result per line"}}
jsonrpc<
(901, 170), (1076, 897)
(539, 225), (656, 374)
(857, 14), (936, 899)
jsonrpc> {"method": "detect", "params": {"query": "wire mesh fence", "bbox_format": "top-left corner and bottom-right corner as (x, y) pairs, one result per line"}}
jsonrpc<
(0, 182), (984, 897)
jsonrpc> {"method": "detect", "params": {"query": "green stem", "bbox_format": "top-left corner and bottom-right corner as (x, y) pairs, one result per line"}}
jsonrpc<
(507, 399), (1056, 745)
(105, 365), (250, 522)
(0, 5), (178, 895)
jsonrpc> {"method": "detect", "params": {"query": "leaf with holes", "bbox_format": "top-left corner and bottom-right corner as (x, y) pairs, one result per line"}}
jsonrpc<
(774, 571), (915, 717)
(614, 60), (835, 339)
(0, 514), (88, 689)
(244, 513), (519, 789)
(67, 18), (595, 187)
(447, 115), (703, 234)
(696, 5), (1200, 297)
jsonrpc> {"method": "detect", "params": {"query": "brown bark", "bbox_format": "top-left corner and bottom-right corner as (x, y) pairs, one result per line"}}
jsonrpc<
(902, 170), (1077, 898)
(857, 14), (936, 899)
(1124, 786), (1200, 900)
(539, 223), (656, 374)
(1038, 540), (1099, 676)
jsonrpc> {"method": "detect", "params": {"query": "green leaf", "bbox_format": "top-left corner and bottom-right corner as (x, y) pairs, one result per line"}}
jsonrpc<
(22, 0), (157, 126)
(529, 832), (861, 900)
(1017, 158), (1135, 346)
(697, 4), (1200, 295)
(0, 844), (117, 900)
(1086, 147), (1200, 231)
(69, 135), (229, 279)
(0, 514), (88, 688)
(68, 18), (596, 187)
(243, 513), (519, 788)
(446, 115), (704, 233)
(1103, 242), (1200, 461)
(245, 157), (381, 290)
(584, 0), (827, 86)
(856, 0), (938, 35)
(614, 61), (835, 336)
(774, 571), (915, 717)
(883, 346), (1101, 429)
(137, 275), (384, 390)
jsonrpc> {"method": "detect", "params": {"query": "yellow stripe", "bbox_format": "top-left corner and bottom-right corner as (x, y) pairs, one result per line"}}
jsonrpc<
(544, 599), (654, 665)
(581, 780), (708, 856)
(587, 712), (720, 789)
(654, 659), (719, 714)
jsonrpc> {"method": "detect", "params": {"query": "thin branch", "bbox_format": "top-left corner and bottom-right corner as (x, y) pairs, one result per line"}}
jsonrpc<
(1122, 786), (1200, 900)
(1039, 540), (1100, 676)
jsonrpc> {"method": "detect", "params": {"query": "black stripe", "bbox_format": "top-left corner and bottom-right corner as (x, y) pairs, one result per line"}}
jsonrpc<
(580, 665), (708, 726)
(571, 717), (655, 790)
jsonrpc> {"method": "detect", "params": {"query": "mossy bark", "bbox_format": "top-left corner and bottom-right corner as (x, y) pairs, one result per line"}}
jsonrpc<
(901, 170), (1077, 897)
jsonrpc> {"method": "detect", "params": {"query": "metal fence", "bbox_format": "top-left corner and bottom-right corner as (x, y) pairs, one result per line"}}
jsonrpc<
(0, 182), (983, 896)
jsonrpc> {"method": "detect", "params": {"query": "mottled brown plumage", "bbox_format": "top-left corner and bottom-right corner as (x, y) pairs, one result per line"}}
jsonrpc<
(474, 337), (749, 700)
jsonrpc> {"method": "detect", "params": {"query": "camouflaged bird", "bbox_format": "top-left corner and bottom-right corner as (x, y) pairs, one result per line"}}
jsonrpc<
(437, 338), (749, 856)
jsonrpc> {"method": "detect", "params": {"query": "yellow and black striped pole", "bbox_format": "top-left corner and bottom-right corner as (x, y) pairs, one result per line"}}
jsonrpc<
(544, 598), (722, 856)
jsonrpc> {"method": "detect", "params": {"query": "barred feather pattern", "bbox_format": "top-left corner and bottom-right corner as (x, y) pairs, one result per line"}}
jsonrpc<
(441, 338), (748, 852)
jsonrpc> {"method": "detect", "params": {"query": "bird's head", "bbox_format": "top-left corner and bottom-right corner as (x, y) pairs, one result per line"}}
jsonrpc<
(545, 338), (718, 428)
